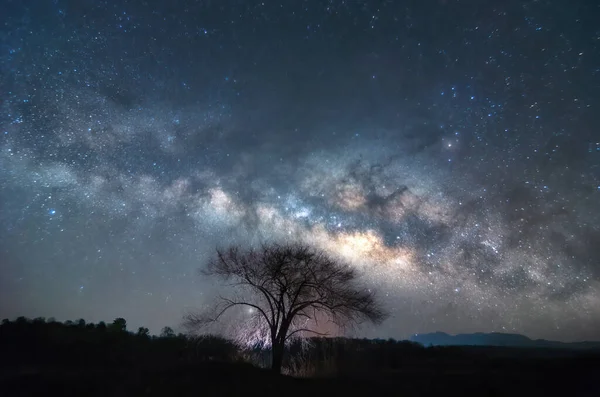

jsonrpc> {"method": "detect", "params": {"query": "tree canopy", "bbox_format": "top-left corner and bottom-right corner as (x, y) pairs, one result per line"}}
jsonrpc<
(185, 242), (388, 373)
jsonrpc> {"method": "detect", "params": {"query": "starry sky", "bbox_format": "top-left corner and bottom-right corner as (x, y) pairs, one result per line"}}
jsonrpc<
(1, 0), (599, 341)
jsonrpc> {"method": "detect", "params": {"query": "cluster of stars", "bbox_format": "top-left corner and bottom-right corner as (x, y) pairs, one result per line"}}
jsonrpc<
(0, 0), (599, 340)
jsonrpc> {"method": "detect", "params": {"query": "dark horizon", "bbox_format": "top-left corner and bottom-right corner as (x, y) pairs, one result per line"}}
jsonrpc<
(1, 0), (599, 342)
(5, 315), (600, 346)
(7, 313), (600, 344)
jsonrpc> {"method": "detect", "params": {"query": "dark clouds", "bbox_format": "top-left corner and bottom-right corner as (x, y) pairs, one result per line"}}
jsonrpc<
(1, 0), (599, 341)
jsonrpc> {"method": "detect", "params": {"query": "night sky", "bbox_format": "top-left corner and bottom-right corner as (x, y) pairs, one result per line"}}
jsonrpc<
(1, 0), (599, 341)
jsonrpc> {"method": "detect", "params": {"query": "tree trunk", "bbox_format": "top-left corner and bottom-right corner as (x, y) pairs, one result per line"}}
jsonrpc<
(271, 341), (284, 373)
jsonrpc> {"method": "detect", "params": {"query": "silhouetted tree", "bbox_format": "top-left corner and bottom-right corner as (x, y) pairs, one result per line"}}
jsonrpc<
(137, 327), (150, 337)
(111, 317), (127, 332)
(160, 326), (176, 338)
(185, 242), (388, 373)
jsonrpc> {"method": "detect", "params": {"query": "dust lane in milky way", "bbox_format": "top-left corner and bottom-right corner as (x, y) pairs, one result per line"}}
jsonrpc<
(1, 0), (599, 340)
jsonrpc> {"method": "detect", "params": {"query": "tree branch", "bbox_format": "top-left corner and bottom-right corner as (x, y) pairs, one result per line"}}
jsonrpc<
(217, 297), (273, 329)
(285, 328), (329, 341)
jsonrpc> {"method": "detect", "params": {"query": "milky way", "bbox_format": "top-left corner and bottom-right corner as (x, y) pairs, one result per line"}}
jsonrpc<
(1, 0), (599, 341)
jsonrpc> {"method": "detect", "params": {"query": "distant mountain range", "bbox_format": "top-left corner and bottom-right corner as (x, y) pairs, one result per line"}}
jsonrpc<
(409, 332), (600, 349)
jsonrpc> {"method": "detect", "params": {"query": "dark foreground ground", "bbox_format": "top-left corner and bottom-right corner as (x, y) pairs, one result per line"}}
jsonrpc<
(2, 349), (600, 397)
(1, 319), (599, 396)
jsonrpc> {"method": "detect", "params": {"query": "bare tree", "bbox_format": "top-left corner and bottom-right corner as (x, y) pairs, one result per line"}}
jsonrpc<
(184, 242), (388, 373)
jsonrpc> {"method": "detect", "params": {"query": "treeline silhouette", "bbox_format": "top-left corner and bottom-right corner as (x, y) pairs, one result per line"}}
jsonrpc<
(0, 316), (239, 370)
(2, 316), (600, 396)
(1, 316), (429, 375)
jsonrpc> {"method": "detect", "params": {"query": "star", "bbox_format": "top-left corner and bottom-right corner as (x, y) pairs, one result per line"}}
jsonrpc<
(0, 0), (598, 342)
